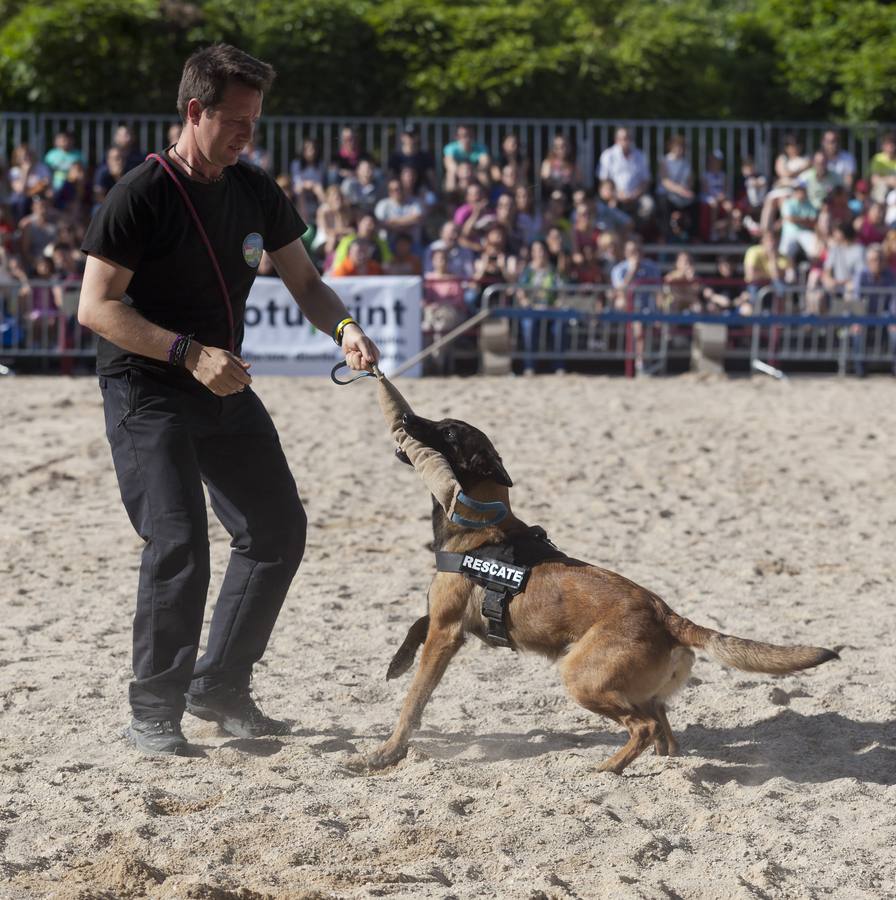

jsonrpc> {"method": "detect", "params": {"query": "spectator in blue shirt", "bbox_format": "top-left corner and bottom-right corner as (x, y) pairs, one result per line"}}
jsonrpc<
(443, 125), (490, 192)
(44, 131), (83, 194)
(611, 238), (661, 312)
(851, 243), (896, 376)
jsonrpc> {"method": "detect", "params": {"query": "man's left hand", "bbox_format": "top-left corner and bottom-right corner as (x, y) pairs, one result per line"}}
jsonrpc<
(342, 323), (380, 371)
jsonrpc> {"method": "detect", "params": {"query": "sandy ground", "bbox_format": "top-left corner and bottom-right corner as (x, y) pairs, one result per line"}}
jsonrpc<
(0, 372), (894, 900)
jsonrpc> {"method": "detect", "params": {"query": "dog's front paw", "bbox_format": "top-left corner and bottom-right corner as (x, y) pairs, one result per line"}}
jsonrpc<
(365, 742), (408, 770)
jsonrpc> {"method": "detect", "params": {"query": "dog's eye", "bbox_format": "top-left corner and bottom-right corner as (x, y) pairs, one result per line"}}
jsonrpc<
(445, 429), (456, 442)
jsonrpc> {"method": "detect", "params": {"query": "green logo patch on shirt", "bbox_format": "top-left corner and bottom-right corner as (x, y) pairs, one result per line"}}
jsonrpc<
(242, 232), (263, 268)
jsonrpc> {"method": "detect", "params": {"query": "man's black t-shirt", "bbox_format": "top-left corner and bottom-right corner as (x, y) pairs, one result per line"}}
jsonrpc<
(81, 149), (305, 381)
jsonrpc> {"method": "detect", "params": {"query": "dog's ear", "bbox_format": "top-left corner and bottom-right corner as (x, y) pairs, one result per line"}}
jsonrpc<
(470, 450), (513, 487)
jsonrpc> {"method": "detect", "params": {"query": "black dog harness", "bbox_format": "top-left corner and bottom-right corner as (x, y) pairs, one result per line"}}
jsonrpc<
(435, 526), (566, 648)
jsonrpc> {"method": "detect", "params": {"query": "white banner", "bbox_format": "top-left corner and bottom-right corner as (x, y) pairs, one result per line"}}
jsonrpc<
(241, 276), (422, 377)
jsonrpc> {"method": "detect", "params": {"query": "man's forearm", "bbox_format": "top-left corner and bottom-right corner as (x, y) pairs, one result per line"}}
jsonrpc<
(79, 297), (179, 362)
(292, 277), (352, 335)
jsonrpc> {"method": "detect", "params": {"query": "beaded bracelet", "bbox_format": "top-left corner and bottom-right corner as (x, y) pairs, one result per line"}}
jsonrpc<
(167, 333), (193, 368)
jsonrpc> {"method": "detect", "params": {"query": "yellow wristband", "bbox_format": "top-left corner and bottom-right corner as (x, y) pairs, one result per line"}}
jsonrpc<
(332, 316), (356, 345)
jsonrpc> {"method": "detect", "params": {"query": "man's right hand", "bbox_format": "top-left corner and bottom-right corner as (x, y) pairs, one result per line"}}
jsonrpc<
(186, 342), (252, 396)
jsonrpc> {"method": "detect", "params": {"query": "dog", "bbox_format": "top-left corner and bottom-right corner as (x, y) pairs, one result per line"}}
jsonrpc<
(363, 412), (838, 774)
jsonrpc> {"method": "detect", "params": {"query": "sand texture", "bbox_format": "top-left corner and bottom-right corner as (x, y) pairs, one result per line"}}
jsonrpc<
(1, 373), (894, 899)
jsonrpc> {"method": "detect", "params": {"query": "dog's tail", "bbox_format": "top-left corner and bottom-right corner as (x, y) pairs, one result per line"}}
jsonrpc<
(386, 615), (430, 680)
(662, 606), (839, 674)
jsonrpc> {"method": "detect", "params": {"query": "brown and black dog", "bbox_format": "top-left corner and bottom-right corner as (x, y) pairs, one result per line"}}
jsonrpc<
(363, 412), (838, 774)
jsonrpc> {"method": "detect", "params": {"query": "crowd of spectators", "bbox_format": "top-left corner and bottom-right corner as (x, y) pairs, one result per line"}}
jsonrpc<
(3, 121), (896, 373)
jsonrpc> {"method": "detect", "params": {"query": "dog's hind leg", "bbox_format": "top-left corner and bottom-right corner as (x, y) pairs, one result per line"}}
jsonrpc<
(559, 629), (668, 774)
(654, 703), (678, 757)
(366, 622), (464, 769)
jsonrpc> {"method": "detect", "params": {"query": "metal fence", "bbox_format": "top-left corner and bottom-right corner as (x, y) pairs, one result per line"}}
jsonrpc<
(5, 112), (896, 206)
(478, 283), (896, 377)
(3, 278), (894, 379)
(0, 112), (38, 170)
(1, 279), (95, 371)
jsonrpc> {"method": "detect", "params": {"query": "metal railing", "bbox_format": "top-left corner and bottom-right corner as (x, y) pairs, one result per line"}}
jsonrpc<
(468, 282), (896, 377)
(5, 113), (896, 208)
(1, 279), (96, 371)
(4, 277), (895, 379)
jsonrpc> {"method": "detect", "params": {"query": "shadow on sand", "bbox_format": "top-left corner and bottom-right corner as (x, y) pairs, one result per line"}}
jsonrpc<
(404, 710), (894, 785)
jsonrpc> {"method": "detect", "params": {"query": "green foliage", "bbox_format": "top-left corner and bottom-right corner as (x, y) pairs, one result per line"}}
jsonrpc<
(1, 0), (895, 122)
(0, 0), (195, 112)
(752, 0), (896, 121)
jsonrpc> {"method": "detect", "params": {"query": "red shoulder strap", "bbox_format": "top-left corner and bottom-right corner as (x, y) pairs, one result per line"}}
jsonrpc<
(146, 152), (235, 352)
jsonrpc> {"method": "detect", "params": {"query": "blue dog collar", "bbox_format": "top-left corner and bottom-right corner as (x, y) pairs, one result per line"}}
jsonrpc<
(450, 491), (508, 528)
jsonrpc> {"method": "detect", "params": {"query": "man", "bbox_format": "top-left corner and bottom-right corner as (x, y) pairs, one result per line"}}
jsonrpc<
(332, 212), (392, 268)
(340, 158), (381, 216)
(44, 131), (83, 194)
(779, 183), (819, 280)
(92, 146), (126, 206)
(442, 125), (490, 192)
(330, 237), (384, 277)
(78, 44), (379, 756)
(110, 124), (145, 172)
(374, 177), (424, 250)
(610, 237), (661, 374)
(851, 243), (896, 377)
(18, 194), (60, 273)
(800, 152), (842, 210)
(610, 237), (661, 311)
(597, 128), (654, 224)
(594, 179), (633, 236)
(423, 221), (475, 277)
(870, 132), (896, 203)
(819, 129), (856, 191)
(743, 230), (787, 308)
(387, 127), (436, 194)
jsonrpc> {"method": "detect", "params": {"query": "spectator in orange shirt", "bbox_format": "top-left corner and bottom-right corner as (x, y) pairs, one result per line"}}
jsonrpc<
(330, 238), (383, 277)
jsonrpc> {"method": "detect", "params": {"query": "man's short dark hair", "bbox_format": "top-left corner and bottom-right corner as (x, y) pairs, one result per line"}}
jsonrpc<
(177, 44), (275, 121)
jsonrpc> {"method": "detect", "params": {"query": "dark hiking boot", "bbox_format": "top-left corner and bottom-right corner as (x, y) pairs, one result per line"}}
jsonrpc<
(127, 718), (188, 756)
(184, 685), (289, 738)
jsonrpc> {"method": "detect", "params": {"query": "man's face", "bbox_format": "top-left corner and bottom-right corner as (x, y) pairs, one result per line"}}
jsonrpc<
(616, 129), (631, 151)
(813, 152), (827, 174)
(457, 127), (471, 149)
(624, 240), (640, 260)
(401, 133), (417, 153)
(822, 132), (839, 155)
(194, 81), (261, 168)
(357, 160), (374, 184)
(868, 251), (882, 274)
(441, 223), (458, 245)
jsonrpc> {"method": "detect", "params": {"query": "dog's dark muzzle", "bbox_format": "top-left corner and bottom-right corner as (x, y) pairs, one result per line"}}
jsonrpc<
(394, 413), (439, 466)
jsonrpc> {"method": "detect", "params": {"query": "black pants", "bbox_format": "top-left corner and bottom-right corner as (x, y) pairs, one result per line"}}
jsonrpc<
(100, 369), (306, 721)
